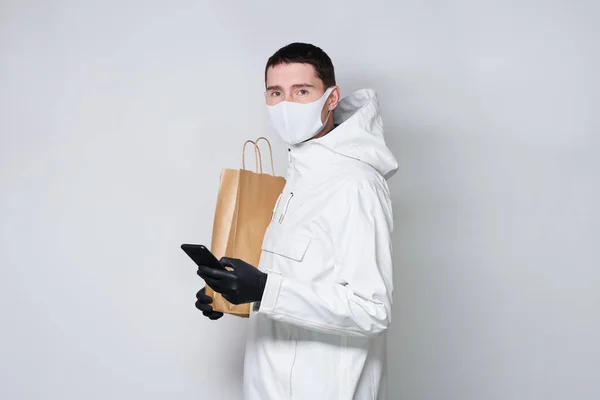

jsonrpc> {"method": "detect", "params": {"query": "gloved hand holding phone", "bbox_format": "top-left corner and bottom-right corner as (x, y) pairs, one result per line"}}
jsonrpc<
(182, 243), (267, 316)
(197, 257), (267, 305)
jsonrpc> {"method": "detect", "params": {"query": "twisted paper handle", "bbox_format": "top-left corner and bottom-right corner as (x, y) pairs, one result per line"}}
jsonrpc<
(241, 137), (276, 175)
(241, 140), (263, 173)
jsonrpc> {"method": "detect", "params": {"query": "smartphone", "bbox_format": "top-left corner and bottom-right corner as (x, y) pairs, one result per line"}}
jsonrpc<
(180, 244), (226, 270)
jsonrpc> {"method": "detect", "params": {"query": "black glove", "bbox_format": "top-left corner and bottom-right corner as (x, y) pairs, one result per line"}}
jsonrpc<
(196, 257), (267, 305)
(195, 286), (224, 320)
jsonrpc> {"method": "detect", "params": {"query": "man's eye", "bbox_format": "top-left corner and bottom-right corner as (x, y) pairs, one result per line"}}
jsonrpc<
(298, 89), (308, 95)
(271, 91), (282, 97)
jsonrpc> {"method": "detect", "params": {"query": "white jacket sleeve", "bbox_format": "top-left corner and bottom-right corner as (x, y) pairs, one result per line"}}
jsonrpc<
(256, 180), (394, 337)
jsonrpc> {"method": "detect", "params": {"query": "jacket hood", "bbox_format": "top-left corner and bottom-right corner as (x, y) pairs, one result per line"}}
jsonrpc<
(314, 88), (398, 180)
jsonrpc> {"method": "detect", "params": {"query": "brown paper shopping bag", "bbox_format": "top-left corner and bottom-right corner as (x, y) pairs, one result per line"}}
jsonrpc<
(206, 137), (286, 317)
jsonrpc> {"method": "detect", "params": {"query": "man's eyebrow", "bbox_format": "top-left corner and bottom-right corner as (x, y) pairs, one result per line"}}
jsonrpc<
(291, 83), (316, 89)
(265, 83), (317, 91)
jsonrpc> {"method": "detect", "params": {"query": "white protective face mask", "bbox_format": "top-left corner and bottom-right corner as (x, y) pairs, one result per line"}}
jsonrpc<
(266, 87), (334, 145)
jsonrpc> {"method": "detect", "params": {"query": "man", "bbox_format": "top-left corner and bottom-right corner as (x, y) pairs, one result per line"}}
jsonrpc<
(195, 42), (398, 400)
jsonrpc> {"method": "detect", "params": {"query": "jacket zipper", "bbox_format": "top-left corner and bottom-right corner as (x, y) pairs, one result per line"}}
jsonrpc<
(278, 192), (294, 223)
(271, 193), (283, 222)
(277, 148), (296, 224)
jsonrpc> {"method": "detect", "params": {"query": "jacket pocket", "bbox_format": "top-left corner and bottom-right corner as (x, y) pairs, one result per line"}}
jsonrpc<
(261, 229), (312, 262)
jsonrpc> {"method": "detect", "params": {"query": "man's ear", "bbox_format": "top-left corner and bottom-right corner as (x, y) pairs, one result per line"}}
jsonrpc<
(327, 86), (341, 111)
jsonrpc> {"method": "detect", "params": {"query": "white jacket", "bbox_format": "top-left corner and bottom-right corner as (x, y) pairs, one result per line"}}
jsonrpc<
(243, 89), (398, 400)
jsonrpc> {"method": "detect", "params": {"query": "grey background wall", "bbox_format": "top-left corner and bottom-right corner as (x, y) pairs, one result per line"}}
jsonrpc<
(1, 1), (598, 399)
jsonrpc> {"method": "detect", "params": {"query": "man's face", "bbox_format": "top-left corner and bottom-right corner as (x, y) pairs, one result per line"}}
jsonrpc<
(265, 63), (327, 106)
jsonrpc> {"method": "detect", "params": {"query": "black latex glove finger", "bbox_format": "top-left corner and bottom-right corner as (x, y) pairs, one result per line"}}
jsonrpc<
(222, 291), (241, 305)
(196, 287), (212, 303)
(195, 297), (224, 319)
(202, 277), (226, 292)
(196, 266), (222, 280)
(204, 310), (224, 320)
(198, 273), (228, 293)
(196, 300), (223, 319)
(194, 287), (224, 320)
(219, 257), (237, 269)
(197, 264), (235, 280)
(195, 299), (214, 312)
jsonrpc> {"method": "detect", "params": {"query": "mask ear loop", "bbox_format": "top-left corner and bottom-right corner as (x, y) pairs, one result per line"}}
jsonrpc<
(322, 87), (335, 125)
(323, 109), (332, 125)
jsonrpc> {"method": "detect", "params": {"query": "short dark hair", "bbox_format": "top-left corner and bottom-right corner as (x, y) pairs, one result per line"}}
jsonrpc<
(265, 42), (336, 88)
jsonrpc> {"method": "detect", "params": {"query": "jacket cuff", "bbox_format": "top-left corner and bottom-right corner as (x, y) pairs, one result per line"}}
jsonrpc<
(258, 271), (282, 314)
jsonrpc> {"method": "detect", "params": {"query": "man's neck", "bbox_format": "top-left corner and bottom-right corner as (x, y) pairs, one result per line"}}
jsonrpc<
(309, 119), (337, 141)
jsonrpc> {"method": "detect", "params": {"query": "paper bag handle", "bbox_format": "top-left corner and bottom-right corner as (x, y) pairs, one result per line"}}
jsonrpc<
(241, 140), (263, 173)
(255, 136), (275, 175)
